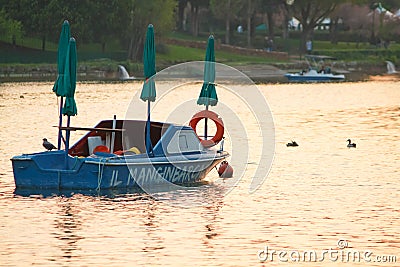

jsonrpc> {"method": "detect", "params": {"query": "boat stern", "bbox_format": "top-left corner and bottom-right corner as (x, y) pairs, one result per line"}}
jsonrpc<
(11, 150), (84, 188)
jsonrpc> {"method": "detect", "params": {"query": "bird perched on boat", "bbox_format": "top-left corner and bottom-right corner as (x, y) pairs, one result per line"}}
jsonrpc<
(286, 140), (299, 147)
(43, 138), (57, 151)
(347, 139), (356, 148)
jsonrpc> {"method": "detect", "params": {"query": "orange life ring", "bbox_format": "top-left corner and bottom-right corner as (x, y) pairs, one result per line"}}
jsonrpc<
(189, 110), (224, 148)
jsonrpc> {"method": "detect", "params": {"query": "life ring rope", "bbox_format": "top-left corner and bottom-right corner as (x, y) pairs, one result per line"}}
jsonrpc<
(189, 110), (224, 148)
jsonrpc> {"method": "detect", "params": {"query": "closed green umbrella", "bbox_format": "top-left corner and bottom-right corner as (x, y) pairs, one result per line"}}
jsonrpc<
(53, 20), (70, 97)
(63, 37), (77, 169)
(62, 37), (77, 117)
(140, 24), (156, 155)
(197, 35), (218, 107)
(141, 24), (156, 102)
(197, 35), (218, 140)
(53, 20), (70, 150)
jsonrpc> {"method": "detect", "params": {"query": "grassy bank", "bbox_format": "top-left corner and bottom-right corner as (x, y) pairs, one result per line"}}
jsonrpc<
(1, 32), (398, 82)
(0, 39), (287, 81)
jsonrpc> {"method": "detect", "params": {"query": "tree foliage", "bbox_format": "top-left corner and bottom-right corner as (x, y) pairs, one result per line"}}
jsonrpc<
(1, 0), (400, 57)
(186, 0), (210, 37)
(118, 0), (176, 61)
(287, 0), (345, 52)
(338, 0), (400, 44)
(258, 0), (283, 39)
(0, 0), (176, 60)
(0, 9), (23, 45)
(210, 0), (243, 44)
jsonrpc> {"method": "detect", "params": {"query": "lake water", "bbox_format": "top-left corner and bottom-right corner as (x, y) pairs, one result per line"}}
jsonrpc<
(0, 81), (399, 266)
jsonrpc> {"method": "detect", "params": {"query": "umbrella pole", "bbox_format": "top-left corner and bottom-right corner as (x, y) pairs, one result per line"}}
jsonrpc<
(57, 97), (64, 150)
(110, 115), (117, 153)
(204, 104), (209, 140)
(146, 101), (152, 156)
(65, 115), (71, 169)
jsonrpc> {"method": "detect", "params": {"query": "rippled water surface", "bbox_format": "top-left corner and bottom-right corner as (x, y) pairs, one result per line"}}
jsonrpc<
(0, 81), (399, 266)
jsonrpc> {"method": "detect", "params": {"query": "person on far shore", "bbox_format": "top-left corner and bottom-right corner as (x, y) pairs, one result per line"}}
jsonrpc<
(264, 37), (273, 52)
(306, 40), (312, 54)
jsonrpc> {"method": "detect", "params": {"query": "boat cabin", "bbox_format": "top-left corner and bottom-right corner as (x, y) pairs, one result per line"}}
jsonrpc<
(68, 120), (204, 157)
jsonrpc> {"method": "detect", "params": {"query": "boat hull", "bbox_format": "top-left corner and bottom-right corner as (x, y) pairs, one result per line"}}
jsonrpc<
(284, 73), (345, 82)
(11, 150), (228, 190)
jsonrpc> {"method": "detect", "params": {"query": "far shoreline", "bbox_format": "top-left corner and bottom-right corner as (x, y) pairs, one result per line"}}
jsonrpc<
(0, 61), (397, 84)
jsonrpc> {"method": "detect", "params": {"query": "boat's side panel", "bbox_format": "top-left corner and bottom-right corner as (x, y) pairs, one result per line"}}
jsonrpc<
(66, 157), (224, 189)
(285, 73), (345, 82)
(12, 158), (61, 188)
(12, 153), (226, 189)
(12, 151), (83, 188)
(12, 157), (132, 189)
(60, 163), (129, 189)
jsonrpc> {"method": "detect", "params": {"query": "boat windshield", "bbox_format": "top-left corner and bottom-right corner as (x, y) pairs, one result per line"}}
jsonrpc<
(305, 55), (337, 73)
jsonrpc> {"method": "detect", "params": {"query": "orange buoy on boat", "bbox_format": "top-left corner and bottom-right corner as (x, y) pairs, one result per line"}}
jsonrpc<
(93, 145), (110, 154)
(114, 147), (141, 155)
(189, 110), (224, 148)
(218, 161), (233, 178)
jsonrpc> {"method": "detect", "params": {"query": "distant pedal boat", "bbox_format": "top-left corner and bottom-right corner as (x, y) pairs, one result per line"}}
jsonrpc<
(284, 70), (345, 82)
(285, 55), (345, 82)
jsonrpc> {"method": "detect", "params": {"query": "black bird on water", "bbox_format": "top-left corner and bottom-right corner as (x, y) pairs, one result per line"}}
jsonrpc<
(43, 138), (57, 151)
(347, 139), (356, 148)
(286, 140), (299, 147)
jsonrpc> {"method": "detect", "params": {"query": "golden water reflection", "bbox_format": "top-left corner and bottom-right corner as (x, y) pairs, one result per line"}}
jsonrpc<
(0, 81), (399, 266)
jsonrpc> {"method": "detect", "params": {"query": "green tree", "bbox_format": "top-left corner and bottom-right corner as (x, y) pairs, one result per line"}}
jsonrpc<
(210, 0), (243, 44)
(342, 0), (400, 43)
(45, 0), (94, 44)
(281, 0), (295, 40)
(259, 0), (283, 40)
(0, 9), (23, 46)
(176, 0), (189, 31)
(28, 0), (54, 51)
(188, 0), (210, 37)
(120, 0), (176, 61)
(287, 0), (344, 52)
(0, 0), (93, 51)
(244, 0), (260, 47)
(88, 0), (126, 52)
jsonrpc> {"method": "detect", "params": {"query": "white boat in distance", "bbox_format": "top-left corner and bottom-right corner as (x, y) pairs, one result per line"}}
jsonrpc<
(285, 55), (345, 82)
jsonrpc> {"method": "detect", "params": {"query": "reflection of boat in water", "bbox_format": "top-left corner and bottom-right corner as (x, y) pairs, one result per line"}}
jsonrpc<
(285, 55), (345, 82)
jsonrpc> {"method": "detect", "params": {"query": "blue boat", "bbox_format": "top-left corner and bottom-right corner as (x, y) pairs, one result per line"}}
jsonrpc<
(284, 55), (345, 82)
(11, 119), (229, 190)
(284, 70), (345, 82)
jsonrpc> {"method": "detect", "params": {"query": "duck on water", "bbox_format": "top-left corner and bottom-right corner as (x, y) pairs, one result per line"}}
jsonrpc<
(347, 139), (356, 148)
(286, 140), (299, 147)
